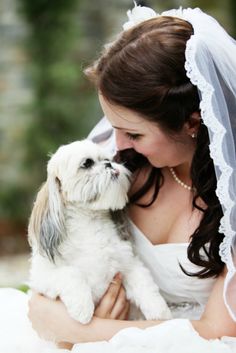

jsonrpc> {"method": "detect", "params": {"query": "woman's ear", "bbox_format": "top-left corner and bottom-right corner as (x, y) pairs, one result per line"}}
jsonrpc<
(185, 111), (201, 138)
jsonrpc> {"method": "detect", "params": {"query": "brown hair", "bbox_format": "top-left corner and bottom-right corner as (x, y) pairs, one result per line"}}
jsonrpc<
(85, 16), (224, 278)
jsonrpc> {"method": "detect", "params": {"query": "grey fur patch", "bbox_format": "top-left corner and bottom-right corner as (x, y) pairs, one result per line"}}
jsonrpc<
(38, 177), (66, 263)
(109, 209), (131, 241)
(39, 209), (66, 263)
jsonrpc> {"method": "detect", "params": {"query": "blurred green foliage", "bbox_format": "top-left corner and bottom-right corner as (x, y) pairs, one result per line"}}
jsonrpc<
(0, 0), (105, 224)
(0, 185), (32, 222)
(19, 0), (98, 188)
(229, 0), (236, 37)
(17, 284), (29, 293)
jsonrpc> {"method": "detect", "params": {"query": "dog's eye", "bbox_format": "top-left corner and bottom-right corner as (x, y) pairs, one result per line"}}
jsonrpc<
(81, 158), (94, 169)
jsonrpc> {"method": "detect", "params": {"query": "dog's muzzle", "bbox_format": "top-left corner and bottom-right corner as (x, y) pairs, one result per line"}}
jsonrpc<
(105, 162), (120, 179)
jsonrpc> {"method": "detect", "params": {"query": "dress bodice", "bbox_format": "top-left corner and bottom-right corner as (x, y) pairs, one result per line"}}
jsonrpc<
(130, 221), (216, 319)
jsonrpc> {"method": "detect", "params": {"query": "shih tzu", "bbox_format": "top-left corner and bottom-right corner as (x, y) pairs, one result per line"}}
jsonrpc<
(28, 140), (171, 324)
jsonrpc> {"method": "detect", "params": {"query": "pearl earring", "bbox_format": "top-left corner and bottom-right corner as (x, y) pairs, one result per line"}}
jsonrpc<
(191, 133), (196, 138)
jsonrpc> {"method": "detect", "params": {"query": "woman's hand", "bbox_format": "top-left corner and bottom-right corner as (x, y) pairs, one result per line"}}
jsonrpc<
(28, 291), (78, 344)
(94, 273), (130, 320)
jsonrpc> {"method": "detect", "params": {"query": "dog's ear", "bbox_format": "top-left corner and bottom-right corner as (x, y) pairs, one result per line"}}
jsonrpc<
(28, 174), (66, 262)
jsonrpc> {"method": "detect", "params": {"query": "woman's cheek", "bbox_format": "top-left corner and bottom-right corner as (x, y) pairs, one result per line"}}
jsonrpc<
(132, 142), (148, 155)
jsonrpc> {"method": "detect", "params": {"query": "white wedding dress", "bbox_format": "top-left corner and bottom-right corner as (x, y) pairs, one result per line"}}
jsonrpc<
(0, 220), (236, 353)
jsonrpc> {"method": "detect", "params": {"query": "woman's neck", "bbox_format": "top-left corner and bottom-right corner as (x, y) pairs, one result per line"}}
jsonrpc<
(172, 163), (192, 185)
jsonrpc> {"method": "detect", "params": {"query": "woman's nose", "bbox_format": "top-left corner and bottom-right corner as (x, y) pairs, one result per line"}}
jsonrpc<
(115, 130), (133, 151)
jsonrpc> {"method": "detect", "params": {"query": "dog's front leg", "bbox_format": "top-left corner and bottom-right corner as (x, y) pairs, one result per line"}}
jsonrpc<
(57, 267), (95, 324)
(30, 257), (95, 324)
(123, 257), (172, 320)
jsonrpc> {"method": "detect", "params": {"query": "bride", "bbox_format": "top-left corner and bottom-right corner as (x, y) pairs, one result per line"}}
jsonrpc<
(1, 4), (236, 353)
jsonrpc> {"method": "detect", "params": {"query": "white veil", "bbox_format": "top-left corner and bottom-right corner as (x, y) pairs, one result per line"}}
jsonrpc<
(122, 5), (236, 321)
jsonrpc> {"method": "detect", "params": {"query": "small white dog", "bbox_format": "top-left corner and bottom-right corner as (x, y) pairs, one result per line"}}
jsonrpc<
(28, 140), (171, 324)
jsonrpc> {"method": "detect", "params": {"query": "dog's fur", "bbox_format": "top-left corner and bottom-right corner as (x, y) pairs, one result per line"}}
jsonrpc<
(28, 140), (171, 323)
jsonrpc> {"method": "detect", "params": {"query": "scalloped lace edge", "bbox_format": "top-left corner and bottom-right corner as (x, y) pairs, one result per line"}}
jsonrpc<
(185, 36), (235, 274)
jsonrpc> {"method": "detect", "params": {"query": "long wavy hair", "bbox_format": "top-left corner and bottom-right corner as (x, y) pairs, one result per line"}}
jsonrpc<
(85, 16), (224, 278)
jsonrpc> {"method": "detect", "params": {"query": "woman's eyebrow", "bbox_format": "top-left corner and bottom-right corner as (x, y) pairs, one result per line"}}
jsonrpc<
(112, 125), (138, 131)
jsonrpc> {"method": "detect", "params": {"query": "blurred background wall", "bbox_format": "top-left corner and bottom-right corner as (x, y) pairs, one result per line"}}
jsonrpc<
(0, 0), (235, 286)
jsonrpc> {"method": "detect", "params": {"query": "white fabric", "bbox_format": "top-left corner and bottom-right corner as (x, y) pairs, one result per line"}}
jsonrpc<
(0, 288), (61, 353)
(72, 321), (236, 353)
(87, 117), (115, 154)
(0, 224), (236, 352)
(129, 221), (215, 317)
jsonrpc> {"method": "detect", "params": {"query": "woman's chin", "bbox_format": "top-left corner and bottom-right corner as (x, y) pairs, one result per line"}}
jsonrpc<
(147, 158), (164, 168)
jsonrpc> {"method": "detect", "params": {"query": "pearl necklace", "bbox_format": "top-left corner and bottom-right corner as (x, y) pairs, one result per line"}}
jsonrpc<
(169, 167), (192, 191)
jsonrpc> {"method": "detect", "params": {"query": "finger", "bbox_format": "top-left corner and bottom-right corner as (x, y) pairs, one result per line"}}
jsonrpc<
(58, 342), (73, 350)
(109, 285), (127, 319)
(117, 301), (130, 320)
(95, 273), (122, 317)
(109, 272), (122, 286)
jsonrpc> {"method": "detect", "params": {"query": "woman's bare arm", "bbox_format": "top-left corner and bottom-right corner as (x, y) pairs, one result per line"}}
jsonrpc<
(192, 269), (236, 339)
(28, 271), (236, 344)
(28, 274), (160, 344)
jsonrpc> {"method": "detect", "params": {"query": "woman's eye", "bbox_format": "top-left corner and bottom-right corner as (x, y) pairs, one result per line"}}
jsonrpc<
(81, 158), (94, 169)
(126, 133), (141, 141)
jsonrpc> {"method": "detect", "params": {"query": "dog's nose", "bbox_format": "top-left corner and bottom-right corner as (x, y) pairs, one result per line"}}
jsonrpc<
(105, 162), (112, 168)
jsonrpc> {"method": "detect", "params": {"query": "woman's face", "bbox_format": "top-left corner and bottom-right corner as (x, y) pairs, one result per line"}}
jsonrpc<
(99, 94), (196, 169)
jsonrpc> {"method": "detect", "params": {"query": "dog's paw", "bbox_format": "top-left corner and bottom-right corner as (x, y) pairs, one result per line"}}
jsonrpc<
(66, 297), (95, 324)
(141, 295), (172, 320)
